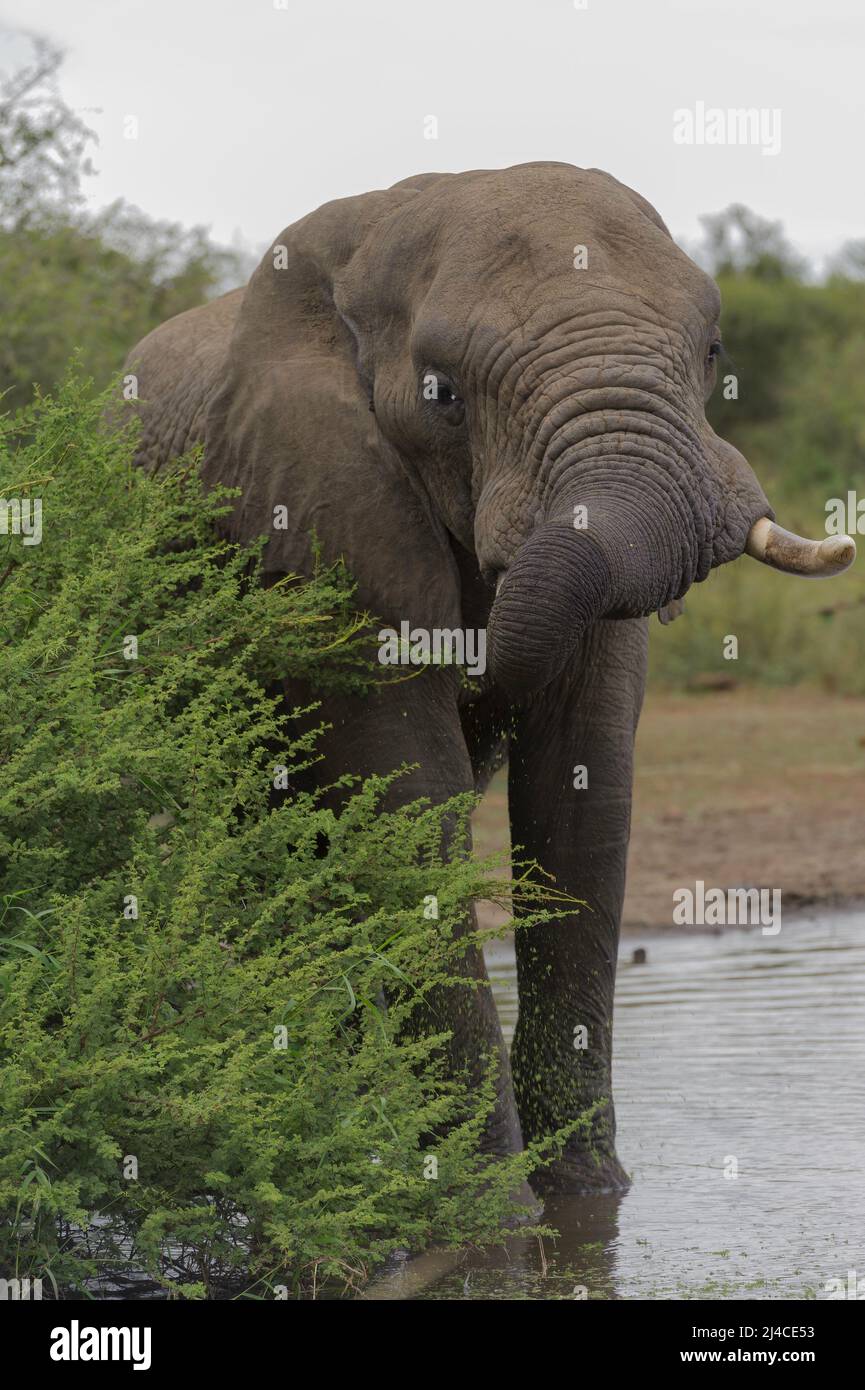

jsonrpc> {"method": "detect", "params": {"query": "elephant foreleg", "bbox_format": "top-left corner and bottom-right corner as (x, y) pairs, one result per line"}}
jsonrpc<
(507, 619), (648, 1192)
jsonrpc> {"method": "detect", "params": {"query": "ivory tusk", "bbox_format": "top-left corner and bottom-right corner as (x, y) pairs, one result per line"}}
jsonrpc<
(745, 517), (856, 578)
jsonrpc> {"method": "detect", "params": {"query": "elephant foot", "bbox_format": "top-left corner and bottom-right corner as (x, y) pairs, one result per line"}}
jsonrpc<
(530, 1148), (631, 1197)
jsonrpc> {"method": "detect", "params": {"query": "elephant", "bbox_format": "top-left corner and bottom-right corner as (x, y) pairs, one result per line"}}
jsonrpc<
(123, 162), (854, 1193)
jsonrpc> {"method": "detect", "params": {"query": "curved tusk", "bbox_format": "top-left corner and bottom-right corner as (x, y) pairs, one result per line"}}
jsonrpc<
(745, 517), (856, 578)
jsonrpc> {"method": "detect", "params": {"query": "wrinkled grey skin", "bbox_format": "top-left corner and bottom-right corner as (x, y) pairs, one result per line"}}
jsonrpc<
(125, 163), (773, 1193)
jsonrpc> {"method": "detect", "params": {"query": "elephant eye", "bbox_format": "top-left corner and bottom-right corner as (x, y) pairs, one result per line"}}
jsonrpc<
(437, 383), (462, 406)
(706, 339), (722, 367)
(422, 371), (464, 411)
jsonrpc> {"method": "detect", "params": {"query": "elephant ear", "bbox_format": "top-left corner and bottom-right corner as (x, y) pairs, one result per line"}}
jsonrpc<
(202, 187), (463, 630)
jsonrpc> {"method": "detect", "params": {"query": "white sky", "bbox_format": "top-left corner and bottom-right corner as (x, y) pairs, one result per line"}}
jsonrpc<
(2, 0), (862, 267)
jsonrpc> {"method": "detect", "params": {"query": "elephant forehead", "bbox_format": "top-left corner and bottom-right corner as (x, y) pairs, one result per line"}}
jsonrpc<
(343, 164), (718, 331)
(388, 164), (663, 257)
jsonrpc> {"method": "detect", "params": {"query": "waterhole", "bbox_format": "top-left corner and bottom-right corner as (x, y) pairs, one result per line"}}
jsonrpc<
(408, 909), (865, 1300)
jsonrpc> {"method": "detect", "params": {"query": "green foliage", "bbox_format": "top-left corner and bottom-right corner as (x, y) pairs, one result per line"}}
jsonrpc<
(0, 378), (561, 1299)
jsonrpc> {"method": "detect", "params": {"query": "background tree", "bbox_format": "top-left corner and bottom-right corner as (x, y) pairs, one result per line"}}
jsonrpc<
(696, 203), (807, 283)
(0, 35), (94, 229)
(0, 32), (254, 409)
(826, 238), (865, 282)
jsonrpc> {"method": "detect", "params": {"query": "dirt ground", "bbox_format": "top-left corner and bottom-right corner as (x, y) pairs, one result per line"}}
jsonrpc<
(472, 688), (865, 934)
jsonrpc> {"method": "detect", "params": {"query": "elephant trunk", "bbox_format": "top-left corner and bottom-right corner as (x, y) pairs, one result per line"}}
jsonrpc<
(488, 481), (699, 696)
(488, 524), (614, 696)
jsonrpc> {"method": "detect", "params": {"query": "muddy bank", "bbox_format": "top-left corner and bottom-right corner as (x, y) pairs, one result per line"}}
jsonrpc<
(473, 688), (865, 934)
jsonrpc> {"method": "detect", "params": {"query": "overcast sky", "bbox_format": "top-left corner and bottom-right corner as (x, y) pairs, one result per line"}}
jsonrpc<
(2, 0), (862, 267)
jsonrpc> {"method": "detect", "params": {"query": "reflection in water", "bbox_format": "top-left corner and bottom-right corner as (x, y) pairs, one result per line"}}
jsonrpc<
(418, 910), (865, 1300)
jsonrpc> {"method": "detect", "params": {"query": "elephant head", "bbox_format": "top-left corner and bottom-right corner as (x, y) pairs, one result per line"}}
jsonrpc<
(204, 162), (854, 693)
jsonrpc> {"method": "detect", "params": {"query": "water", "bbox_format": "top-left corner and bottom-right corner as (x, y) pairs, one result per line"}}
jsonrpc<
(412, 910), (865, 1300)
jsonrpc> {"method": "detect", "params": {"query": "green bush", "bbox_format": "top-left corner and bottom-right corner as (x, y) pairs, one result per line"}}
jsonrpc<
(0, 377), (559, 1299)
